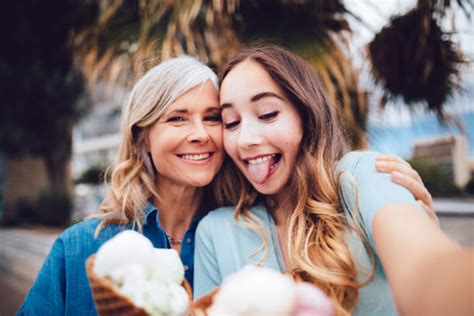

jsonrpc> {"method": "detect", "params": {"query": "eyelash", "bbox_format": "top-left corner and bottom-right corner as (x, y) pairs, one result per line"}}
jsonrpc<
(259, 111), (279, 120)
(166, 114), (221, 123)
(224, 111), (279, 129)
(205, 114), (222, 122)
(166, 116), (185, 123)
(224, 121), (239, 129)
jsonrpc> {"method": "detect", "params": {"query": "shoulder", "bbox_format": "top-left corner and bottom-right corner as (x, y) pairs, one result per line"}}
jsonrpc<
(197, 206), (236, 235)
(336, 150), (379, 177)
(201, 205), (236, 221)
(58, 218), (124, 255)
(199, 205), (268, 227)
(197, 205), (268, 237)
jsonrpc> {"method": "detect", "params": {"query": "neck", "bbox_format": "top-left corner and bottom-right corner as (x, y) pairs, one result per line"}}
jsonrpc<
(154, 177), (203, 239)
(269, 185), (293, 227)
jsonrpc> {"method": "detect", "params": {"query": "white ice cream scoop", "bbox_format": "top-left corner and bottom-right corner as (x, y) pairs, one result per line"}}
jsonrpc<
(91, 230), (190, 316)
(149, 248), (185, 284)
(93, 230), (153, 279)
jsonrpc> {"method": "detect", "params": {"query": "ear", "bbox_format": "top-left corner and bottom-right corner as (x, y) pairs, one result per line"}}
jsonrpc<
(143, 129), (151, 152)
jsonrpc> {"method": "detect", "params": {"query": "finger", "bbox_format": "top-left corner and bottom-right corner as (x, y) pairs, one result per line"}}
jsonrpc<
(376, 161), (421, 182)
(417, 200), (439, 226)
(375, 154), (411, 168)
(417, 199), (431, 213)
(391, 171), (433, 207)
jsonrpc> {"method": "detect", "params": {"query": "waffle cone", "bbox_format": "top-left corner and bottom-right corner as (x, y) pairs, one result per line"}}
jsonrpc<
(190, 288), (219, 316)
(86, 255), (193, 316)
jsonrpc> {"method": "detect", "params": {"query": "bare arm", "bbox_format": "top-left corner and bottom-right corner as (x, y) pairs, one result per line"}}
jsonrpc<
(373, 203), (473, 315)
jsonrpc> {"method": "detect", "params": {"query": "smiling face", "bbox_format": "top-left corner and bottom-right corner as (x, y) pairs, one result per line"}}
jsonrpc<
(146, 81), (224, 188)
(220, 60), (303, 195)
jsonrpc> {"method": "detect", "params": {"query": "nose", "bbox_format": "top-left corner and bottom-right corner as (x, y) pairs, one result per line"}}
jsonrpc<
(187, 119), (210, 144)
(237, 120), (263, 149)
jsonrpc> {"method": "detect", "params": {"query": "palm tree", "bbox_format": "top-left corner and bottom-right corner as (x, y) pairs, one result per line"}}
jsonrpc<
(368, 0), (472, 120)
(74, 0), (369, 148)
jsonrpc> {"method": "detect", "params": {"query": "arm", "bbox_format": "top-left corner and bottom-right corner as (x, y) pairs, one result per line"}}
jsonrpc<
(373, 204), (473, 315)
(17, 238), (66, 315)
(193, 219), (222, 299)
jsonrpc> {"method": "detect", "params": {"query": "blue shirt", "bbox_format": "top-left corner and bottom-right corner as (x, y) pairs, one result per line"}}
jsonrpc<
(194, 151), (423, 316)
(18, 202), (202, 315)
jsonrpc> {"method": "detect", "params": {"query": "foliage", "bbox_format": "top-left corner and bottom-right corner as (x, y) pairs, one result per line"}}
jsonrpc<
(368, 0), (471, 119)
(34, 190), (73, 227)
(0, 1), (97, 192)
(408, 158), (461, 197)
(75, 164), (109, 185)
(74, 0), (368, 148)
(231, 1), (368, 148)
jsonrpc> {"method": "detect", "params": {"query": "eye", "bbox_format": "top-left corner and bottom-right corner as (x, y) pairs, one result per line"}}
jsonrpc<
(166, 116), (186, 123)
(204, 114), (222, 122)
(224, 120), (240, 129)
(259, 111), (279, 121)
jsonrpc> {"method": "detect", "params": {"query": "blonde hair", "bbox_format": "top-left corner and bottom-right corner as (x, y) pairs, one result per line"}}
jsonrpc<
(219, 46), (374, 315)
(92, 56), (219, 235)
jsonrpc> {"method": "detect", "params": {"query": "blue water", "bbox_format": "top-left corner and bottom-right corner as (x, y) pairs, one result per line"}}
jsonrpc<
(367, 111), (474, 158)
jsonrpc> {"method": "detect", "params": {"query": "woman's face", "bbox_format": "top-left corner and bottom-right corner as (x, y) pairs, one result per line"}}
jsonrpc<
(220, 60), (303, 195)
(146, 81), (224, 188)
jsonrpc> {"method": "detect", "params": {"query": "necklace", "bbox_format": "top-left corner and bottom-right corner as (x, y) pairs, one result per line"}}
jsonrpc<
(162, 228), (183, 245)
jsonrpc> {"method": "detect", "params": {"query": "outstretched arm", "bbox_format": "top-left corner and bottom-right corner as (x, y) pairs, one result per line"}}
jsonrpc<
(373, 204), (473, 315)
(343, 151), (472, 315)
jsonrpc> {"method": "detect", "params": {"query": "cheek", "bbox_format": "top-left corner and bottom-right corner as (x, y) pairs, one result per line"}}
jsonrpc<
(223, 132), (239, 160)
(208, 126), (223, 149)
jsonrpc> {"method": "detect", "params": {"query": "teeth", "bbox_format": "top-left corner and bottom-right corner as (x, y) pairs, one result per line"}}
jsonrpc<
(248, 154), (275, 165)
(181, 153), (211, 161)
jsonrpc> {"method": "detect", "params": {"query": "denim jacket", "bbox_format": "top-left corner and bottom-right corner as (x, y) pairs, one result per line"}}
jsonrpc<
(18, 202), (203, 315)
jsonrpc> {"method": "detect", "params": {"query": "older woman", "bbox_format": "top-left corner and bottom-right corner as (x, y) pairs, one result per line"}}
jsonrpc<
(18, 56), (226, 315)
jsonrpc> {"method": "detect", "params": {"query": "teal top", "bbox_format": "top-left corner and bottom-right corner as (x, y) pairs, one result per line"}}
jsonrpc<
(194, 151), (423, 316)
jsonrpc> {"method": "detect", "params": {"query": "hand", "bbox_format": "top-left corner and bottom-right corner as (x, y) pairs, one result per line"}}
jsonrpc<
(375, 154), (439, 226)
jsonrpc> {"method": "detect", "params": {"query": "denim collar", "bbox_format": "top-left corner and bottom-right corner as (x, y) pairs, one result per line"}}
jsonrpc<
(142, 200), (205, 228)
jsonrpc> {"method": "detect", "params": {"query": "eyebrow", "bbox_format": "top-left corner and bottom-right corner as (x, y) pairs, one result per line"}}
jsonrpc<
(251, 92), (284, 102)
(221, 91), (283, 110)
(167, 106), (220, 115)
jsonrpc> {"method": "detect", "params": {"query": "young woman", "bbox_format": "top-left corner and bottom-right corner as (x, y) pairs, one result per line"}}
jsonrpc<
(18, 54), (434, 315)
(194, 46), (473, 315)
(18, 56), (226, 315)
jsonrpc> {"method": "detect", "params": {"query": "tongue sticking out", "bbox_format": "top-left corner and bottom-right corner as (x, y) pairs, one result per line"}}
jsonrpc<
(248, 159), (273, 184)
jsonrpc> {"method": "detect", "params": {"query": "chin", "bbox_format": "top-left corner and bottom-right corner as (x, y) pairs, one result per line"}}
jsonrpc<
(187, 176), (215, 188)
(251, 181), (284, 196)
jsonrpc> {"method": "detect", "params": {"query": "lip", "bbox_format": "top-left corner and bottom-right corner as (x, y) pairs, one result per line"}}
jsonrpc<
(242, 153), (277, 162)
(176, 152), (215, 165)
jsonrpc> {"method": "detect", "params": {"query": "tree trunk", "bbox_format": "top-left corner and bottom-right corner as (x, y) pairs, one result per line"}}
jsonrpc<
(42, 122), (73, 195)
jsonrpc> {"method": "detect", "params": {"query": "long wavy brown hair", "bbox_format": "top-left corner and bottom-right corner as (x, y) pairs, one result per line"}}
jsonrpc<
(217, 46), (374, 315)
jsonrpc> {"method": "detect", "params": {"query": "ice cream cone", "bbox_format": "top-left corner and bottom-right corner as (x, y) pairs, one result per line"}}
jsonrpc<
(86, 255), (193, 316)
(190, 288), (219, 316)
(86, 255), (149, 315)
